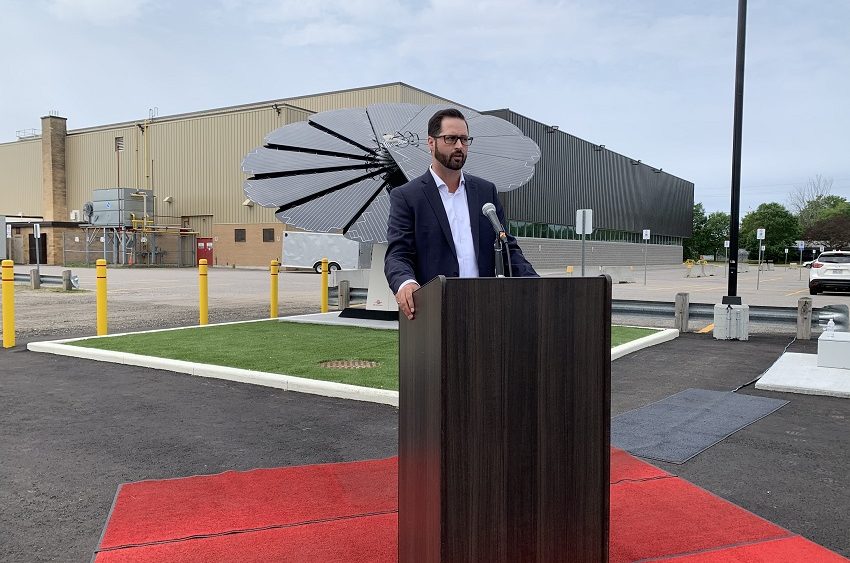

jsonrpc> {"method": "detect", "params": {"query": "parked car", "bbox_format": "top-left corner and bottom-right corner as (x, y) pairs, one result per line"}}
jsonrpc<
(809, 251), (850, 294)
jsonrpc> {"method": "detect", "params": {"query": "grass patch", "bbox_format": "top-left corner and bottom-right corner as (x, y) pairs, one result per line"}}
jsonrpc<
(70, 321), (659, 391)
(611, 326), (657, 347)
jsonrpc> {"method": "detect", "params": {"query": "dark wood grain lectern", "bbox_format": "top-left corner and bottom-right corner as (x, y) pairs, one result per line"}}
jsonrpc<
(399, 276), (611, 563)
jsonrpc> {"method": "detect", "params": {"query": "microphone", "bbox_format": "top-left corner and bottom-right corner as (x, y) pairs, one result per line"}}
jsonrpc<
(482, 203), (507, 241)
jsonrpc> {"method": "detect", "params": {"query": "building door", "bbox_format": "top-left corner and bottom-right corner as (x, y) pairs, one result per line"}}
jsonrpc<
(197, 237), (214, 265)
(28, 233), (47, 264)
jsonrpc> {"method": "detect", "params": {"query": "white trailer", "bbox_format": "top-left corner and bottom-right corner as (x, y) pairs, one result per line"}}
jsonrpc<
(282, 231), (362, 273)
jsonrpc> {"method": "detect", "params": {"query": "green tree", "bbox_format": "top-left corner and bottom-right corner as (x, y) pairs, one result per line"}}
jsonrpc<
(682, 203), (707, 260)
(805, 201), (850, 249)
(683, 204), (731, 260)
(797, 194), (847, 233)
(705, 211), (731, 259)
(788, 174), (834, 221)
(740, 203), (800, 262)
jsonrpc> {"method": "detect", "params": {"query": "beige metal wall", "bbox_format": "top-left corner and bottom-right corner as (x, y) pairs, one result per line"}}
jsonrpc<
(2, 83), (461, 230)
(286, 83), (457, 113)
(64, 105), (311, 225)
(0, 139), (42, 215)
(66, 126), (141, 220)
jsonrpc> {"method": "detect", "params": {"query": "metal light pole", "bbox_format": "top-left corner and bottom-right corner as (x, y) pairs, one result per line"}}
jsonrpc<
(724, 0), (748, 305)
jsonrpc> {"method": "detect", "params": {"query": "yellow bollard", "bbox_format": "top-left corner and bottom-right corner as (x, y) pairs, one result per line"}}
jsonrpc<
(320, 257), (328, 313)
(2, 260), (15, 348)
(270, 259), (280, 319)
(199, 259), (208, 325)
(566, 265), (574, 276)
(96, 259), (108, 336)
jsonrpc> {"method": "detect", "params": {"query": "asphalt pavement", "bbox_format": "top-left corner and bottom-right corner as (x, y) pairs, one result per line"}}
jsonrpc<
(1, 331), (848, 561)
(1, 264), (848, 560)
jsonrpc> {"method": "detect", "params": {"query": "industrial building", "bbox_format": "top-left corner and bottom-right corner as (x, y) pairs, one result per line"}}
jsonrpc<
(0, 82), (693, 269)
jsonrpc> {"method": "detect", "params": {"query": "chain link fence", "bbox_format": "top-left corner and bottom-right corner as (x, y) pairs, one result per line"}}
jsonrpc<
(62, 229), (197, 267)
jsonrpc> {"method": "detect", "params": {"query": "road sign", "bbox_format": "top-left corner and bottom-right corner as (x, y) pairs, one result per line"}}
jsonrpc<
(33, 223), (41, 237)
(724, 240), (730, 248)
(784, 248), (788, 253)
(642, 229), (651, 240)
(761, 245), (766, 251)
(797, 241), (805, 249)
(576, 209), (593, 235)
(756, 228), (765, 240)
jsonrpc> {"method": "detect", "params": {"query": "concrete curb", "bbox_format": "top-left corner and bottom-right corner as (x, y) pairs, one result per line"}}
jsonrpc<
(27, 321), (678, 407)
(611, 328), (679, 361)
(26, 340), (400, 407)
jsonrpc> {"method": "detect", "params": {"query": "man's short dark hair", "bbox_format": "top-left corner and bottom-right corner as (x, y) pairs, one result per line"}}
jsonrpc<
(428, 108), (467, 138)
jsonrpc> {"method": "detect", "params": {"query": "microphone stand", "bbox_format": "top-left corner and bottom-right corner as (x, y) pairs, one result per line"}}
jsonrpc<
(494, 238), (505, 277)
(494, 235), (513, 278)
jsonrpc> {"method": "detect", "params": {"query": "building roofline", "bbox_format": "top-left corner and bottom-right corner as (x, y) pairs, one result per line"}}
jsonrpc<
(64, 82), (471, 137)
(484, 107), (693, 186)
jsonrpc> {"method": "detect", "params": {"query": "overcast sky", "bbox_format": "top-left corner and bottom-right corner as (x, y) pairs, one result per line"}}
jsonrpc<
(2, 0), (848, 215)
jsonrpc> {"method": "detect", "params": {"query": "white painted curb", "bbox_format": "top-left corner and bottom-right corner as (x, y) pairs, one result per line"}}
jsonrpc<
(27, 322), (677, 407)
(611, 328), (679, 361)
(26, 339), (399, 407)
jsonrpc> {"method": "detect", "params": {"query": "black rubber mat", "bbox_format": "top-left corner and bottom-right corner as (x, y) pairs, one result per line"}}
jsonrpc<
(612, 388), (788, 464)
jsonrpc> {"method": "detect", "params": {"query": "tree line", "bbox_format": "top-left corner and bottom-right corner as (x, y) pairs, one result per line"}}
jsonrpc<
(684, 175), (850, 262)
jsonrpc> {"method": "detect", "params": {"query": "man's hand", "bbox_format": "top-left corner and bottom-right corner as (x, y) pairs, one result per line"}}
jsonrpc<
(396, 282), (420, 320)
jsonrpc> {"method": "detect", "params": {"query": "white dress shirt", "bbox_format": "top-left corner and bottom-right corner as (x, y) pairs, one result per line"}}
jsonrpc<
(398, 167), (480, 291)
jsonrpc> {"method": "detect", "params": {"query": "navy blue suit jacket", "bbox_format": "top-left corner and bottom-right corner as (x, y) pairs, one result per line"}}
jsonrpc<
(384, 171), (537, 294)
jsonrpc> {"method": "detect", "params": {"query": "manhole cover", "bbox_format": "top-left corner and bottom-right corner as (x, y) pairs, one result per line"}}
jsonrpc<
(319, 360), (380, 369)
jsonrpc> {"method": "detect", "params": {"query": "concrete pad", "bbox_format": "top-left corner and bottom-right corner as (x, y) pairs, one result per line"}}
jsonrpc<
(755, 352), (850, 398)
(279, 311), (398, 330)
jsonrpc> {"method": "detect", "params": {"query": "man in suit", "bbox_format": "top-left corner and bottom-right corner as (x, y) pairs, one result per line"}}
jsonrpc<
(385, 108), (537, 320)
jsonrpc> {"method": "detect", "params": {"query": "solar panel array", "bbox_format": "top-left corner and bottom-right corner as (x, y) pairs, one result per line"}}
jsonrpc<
(242, 103), (541, 243)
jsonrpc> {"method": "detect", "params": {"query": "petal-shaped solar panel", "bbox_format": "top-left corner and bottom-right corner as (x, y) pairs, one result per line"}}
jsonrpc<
(242, 103), (540, 243)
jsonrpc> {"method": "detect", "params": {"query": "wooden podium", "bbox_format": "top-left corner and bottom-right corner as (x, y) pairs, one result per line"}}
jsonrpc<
(398, 276), (611, 562)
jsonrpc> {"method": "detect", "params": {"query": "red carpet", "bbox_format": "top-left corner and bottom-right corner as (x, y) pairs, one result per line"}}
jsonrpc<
(99, 457), (397, 550)
(95, 449), (847, 562)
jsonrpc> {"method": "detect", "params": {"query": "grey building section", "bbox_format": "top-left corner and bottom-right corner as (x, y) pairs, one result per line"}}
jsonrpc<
(482, 109), (694, 269)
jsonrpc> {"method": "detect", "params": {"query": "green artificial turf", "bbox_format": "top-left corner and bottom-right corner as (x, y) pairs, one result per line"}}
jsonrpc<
(71, 321), (658, 391)
(611, 326), (657, 347)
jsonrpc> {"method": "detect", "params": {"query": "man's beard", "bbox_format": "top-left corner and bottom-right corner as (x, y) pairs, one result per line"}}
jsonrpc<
(436, 148), (466, 170)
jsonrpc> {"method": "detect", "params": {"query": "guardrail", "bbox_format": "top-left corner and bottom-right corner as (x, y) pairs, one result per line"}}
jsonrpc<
(329, 285), (847, 337)
(610, 298), (847, 329)
(12, 271), (80, 289)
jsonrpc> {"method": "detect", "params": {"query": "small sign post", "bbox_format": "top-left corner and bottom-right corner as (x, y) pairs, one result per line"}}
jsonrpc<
(33, 223), (41, 276)
(724, 240), (730, 278)
(756, 228), (765, 289)
(576, 209), (593, 276)
(797, 240), (805, 280)
(642, 229), (650, 285)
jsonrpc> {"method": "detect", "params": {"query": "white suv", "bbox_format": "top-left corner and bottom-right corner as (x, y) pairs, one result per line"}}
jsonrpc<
(809, 251), (850, 295)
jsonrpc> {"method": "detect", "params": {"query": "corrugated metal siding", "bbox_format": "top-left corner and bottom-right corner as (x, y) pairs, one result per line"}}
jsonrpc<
(487, 110), (694, 238)
(0, 139), (42, 215)
(517, 237), (683, 269)
(61, 85), (449, 227)
(65, 106), (314, 225)
(66, 126), (141, 214)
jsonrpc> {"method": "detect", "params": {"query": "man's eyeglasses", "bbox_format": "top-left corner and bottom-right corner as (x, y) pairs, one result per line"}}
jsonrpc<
(433, 135), (474, 146)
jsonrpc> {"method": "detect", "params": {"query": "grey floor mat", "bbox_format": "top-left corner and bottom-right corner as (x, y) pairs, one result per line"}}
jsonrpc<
(612, 388), (788, 464)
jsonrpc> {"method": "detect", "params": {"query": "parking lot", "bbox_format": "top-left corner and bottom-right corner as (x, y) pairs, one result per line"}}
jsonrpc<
(1, 263), (847, 340)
